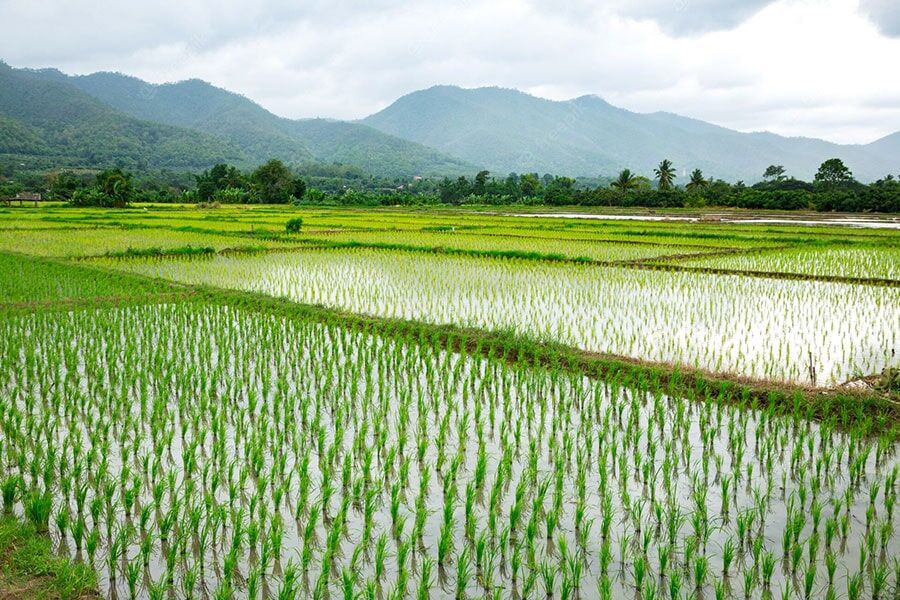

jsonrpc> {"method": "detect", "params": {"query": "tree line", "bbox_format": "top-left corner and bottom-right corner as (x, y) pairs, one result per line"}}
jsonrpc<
(2, 157), (898, 212)
(0, 159), (309, 207)
(433, 159), (899, 212)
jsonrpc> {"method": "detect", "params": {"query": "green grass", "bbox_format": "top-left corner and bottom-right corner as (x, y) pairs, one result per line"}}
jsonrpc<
(105, 245), (217, 258)
(0, 516), (98, 599)
(0, 252), (178, 303)
(0, 227), (291, 258)
(0, 203), (897, 600)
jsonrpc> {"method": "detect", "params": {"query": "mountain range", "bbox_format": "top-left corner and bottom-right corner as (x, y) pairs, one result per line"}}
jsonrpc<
(363, 85), (900, 182)
(0, 62), (473, 177)
(2, 61), (898, 182)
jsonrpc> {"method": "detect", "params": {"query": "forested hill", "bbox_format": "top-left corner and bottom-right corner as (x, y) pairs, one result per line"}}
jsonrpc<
(38, 69), (475, 178)
(0, 62), (245, 170)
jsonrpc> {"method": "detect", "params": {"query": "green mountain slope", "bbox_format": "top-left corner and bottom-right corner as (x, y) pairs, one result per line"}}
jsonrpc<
(50, 70), (475, 177)
(362, 85), (900, 182)
(290, 118), (475, 177)
(0, 63), (245, 170)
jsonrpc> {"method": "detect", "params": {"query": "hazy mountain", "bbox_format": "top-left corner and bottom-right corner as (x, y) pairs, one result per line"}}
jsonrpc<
(867, 131), (900, 160)
(362, 85), (900, 182)
(40, 70), (474, 178)
(0, 62), (245, 170)
(6, 62), (897, 182)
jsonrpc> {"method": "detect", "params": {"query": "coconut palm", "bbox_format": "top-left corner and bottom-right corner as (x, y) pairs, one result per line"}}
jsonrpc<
(654, 160), (676, 191)
(686, 169), (707, 192)
(611, 169), (639, 192)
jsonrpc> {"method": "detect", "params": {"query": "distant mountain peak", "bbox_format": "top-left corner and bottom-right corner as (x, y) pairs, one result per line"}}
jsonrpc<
(571, 94), (611, 105)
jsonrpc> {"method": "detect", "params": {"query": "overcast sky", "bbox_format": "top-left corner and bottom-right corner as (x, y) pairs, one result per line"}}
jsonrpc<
(1, 0), (898, 144)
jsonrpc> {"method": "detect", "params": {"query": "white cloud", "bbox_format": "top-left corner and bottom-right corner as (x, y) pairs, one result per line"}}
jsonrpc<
(0, 0), (897, 143)
(858, 0), (900, 36)
(527, 0), (778, 35)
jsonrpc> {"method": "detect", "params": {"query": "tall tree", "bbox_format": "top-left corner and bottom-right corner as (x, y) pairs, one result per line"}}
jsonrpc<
(610, 169), (638, 192)
(473, 170), (490, 196)
(686, 168), (708, 192)
(520, 173), (541, 197)
(292, 177), (307, 202)
(814, 158), (854, 189)
(96, 168), (134, 208)
(49, 170), (88, 200)
(250, 159), (294, 203)
(763, 165), (786, 182)
(654, 159), (676, 191)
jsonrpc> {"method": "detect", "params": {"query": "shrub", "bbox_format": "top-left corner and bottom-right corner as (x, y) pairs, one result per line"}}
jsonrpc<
(285, 218), (304, 234)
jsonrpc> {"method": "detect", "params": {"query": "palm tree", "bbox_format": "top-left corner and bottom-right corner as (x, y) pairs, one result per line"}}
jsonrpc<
(654, 159), (676, 191)
(686, 168), (707, 192)
(610, 169), (638, 192)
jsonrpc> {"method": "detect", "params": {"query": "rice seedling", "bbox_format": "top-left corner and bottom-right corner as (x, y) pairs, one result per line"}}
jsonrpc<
(846, 570), (863, 600)
(24, 490), (52, 533)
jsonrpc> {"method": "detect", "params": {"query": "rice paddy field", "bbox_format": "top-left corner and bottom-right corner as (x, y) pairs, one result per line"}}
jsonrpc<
(98, 248), (898, 386)
(679, 246), (900, 281)
(1, 204), (899, 600)
(0, 228), (297, 258)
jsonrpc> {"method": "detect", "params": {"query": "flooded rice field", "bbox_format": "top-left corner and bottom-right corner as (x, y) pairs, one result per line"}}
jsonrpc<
(97, 249), (900, 386)
(1, 303), (897, 599)
(680, 246), (900, 281)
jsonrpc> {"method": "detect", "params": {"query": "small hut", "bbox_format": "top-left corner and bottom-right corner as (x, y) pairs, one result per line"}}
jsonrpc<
(5, 192), (42, 207)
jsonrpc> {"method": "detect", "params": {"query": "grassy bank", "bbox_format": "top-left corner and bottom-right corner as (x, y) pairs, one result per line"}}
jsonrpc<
(0, 516), (98, 600)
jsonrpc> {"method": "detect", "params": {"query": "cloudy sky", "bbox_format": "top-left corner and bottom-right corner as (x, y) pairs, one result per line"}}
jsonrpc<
(1, 0), (898, 144)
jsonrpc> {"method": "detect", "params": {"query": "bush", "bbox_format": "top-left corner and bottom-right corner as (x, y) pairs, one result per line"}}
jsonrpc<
(70, 188), (115, 208)
(285, 217), (304, 234)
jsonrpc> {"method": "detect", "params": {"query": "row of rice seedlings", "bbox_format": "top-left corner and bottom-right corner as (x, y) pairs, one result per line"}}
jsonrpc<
(97, 248), (900, 385)
(0, 301), (897, 599)
(681, 246), (900, 282)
